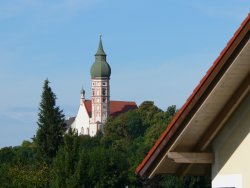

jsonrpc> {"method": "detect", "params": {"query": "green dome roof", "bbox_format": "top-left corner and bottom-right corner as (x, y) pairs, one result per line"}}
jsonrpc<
(90, 36), (111, 78)
(91, 61), (111, 78)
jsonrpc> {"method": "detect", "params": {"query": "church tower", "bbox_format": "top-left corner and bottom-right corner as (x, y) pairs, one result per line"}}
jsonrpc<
(80, 87), (85, 104)
(67, 36), (137, 137)
(90, 36), (111, 132)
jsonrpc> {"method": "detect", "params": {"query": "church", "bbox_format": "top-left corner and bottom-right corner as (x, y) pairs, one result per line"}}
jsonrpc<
(67, 36), (137, 136)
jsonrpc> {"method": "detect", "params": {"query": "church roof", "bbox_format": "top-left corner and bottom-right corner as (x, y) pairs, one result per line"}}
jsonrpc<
(83, 100), (137, 117)
(136, 13), (250, 178)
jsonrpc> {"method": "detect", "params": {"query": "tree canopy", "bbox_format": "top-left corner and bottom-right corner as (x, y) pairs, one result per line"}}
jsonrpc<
(0, 82), (210, 187)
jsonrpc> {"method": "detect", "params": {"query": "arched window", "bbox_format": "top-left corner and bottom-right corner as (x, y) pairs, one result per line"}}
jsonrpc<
(81, 127), (84, 135)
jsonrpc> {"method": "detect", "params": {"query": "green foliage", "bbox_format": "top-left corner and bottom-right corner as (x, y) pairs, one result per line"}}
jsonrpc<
(87, 147), (128, 187)
(0, 145), (50, 188)
(0, 164), (12, 188)
(183, 176), (211, 188)
(36, 79), (66, 163)
(51, 130), (83, 187)
(105, 109), (144, 143)
(51, 131), (128, 188)
(0, 147), (15, 164)
(9, 162), (50, 188)
(0, 98), (211, 187)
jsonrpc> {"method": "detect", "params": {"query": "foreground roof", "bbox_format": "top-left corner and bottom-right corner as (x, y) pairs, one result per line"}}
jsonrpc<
(83, 100), (137, 117)
(136, 13), (250, 178)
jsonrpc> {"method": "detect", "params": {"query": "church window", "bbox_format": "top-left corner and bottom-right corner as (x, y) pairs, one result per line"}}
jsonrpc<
(81, 127), (84, 135)
(102, 82), (106, 86)
(92, 90), (95, 96)
(87, 128), (89, 135)
(92, 82), (95, 86)
(102, 97), (106, 102)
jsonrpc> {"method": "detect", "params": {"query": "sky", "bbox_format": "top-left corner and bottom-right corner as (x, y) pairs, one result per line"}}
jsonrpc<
(0, 0), (249, 148)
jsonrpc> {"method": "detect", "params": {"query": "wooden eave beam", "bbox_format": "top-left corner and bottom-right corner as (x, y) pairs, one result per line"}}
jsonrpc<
(168, 152), (214, 164)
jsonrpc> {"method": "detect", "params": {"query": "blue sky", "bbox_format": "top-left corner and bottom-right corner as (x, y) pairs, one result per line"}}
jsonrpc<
(0, 0), (249, 148)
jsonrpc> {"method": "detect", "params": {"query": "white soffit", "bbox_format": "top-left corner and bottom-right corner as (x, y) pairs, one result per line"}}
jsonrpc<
(149, 38), (250, 178)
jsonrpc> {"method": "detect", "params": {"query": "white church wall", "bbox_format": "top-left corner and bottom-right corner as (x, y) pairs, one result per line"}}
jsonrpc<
(89, 122), (97, 137)
(74, 104), (90, 135)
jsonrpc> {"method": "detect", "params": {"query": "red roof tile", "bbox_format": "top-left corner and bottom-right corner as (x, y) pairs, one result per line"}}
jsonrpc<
(136, 13), (250, 176)
(83, 100), (137, 117)
(110, 101), (138, 116)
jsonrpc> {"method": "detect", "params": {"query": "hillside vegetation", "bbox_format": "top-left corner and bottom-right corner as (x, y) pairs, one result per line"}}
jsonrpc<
(0, 80), (210, 187)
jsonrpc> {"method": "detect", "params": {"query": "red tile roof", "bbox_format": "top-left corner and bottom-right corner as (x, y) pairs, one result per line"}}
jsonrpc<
(83, 100), (92, 116)
(83, 100), (137, 117)
(136, 13), (250, 176)
(110, 101), (138, 116)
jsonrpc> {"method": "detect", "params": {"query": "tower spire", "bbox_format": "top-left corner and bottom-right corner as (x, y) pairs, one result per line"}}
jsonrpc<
(80, 85), (85, 102)
(95, 34), (106, 56)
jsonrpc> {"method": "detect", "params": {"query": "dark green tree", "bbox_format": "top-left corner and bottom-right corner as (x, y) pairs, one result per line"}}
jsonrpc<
(36, 79), (66, 163)
(104, 110), (143, 142)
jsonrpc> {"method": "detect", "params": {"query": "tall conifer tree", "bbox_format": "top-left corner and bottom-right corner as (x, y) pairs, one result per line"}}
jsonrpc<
(36, 79), (66, 162)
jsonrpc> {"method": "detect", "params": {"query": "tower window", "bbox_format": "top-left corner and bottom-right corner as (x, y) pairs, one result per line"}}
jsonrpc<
(102, 88), (106, 95)
(102, 97), (106, 102)
(102, 82), (106, 86)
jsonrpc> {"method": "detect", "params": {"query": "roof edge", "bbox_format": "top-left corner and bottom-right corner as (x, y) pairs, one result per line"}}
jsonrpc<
(136, 13), (250, 177)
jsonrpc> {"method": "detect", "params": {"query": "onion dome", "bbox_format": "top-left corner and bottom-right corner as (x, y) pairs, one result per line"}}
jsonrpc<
(90, 35), (111, 78)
